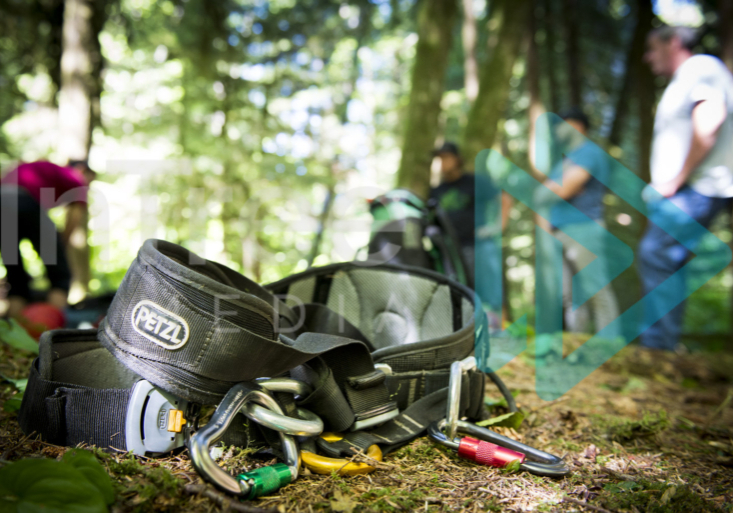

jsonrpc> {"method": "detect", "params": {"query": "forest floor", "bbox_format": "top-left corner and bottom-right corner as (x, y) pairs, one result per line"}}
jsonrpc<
(1, 334), (732, 513)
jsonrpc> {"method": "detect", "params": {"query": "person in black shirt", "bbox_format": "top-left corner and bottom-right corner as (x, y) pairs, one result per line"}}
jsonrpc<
(430, 142), (510, 325)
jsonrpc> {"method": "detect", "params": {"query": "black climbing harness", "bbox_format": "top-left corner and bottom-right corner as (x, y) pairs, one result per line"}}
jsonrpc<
(17, 238), (569, 500)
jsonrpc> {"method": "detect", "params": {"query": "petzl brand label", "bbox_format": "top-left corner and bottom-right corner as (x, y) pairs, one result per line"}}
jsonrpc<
(131, 300), (190, 350)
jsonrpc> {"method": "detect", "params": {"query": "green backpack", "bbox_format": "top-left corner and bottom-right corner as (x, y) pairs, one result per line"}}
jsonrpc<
(367, 189), (471, 287)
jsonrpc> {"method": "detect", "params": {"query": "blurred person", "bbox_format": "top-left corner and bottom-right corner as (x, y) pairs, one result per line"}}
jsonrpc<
(640, 25), (733, 350)
(0, 160), (95, 317)
(430, 142), (511, 327)
(533, 108), (620, 338)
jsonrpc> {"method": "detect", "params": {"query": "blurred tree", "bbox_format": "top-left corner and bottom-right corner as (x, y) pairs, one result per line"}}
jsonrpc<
(396, 0), (458, 199)
(0, 0), (64, 158)
(59, 0), (95, 161)
(541, 0), (560, 113)
(461, 0), (479, 103)
(635, 0), (655, 186)
(721, 0), (733, 71)
(608, 0), (654, 155)
(462, 0), (532, 168)
(58, 0), (112, 299)
(562, 0), (582, 107)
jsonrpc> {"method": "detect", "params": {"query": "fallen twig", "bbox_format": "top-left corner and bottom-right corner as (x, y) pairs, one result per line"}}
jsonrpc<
(601, 466), (638, 482)
(0, 431), (35, 460)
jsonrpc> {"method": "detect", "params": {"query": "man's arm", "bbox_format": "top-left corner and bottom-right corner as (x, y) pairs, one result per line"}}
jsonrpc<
(543, 164), (591, 200)
(63, 203), (87, 247)
(501, 192), (512, 231)
(655, 99), (727, 198)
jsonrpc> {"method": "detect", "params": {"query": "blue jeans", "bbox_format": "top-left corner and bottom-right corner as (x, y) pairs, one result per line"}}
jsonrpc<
(467, 238), (502, 313)
(638, 186), (731, 350)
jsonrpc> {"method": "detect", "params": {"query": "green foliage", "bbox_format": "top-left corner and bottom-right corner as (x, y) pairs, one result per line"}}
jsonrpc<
(359, 486), (434, 512)
(62, 450), (116, 505)
(599, 480), (724, 513)
(96, 450), (183, 510)
(476, 410), (525, 430)
(0, 372), (27, 413)
(607, 410), (670, 443)
(0, 0), (731, 342)
(0, 451), (114, 513)
(0, 320), (39, 354)
(502, 458), (522, 473)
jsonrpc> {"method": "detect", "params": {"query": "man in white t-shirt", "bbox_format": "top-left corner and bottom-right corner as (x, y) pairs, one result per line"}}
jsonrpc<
(639, 25), (733, 350)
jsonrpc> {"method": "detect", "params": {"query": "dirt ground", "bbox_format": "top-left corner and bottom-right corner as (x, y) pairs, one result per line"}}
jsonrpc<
(1, 335), (732, 512)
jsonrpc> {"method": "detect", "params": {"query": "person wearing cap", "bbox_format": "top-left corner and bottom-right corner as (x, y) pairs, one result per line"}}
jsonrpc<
(430, 142), (511, 324)
(0, 160), (95, 317)
(533, 108), (620, 338)
(639, 25), (733, 351)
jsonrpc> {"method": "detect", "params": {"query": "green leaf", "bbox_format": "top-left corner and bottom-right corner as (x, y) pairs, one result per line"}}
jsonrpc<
(476, 411), (525, 430)
(2, 394), (23, 413)
(0, 319), (39, 354)
(0, 373), (28, 393)
(484, 390), (520, 410)
(62, 450), (115, 505)
(502, 459), (522, 473)
(0, 459), (108, 513)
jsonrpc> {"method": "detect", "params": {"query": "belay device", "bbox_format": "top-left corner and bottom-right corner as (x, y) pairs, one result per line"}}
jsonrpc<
(18, 239), (568, 500)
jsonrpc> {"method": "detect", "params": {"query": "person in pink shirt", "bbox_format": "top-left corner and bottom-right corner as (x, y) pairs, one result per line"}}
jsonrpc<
(0, 160), (95, 317)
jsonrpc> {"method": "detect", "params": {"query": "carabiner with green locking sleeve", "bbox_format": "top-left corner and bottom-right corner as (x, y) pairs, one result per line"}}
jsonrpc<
(189, 383), (303, 499)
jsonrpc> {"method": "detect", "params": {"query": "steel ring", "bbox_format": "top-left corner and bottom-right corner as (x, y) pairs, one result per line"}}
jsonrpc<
(243, 402), (323, 437)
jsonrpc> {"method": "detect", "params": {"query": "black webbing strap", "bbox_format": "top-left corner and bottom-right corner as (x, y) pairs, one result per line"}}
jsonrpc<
(19, 360), (131, 450)
(384, 368), (486, 414)
(18, 330), (281, 454)
(315, 373), (486, 458)
(289, 358), (355, 432)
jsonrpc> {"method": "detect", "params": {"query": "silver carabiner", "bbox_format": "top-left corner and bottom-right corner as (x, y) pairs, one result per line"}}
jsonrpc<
(243, 378), (323, 436)
(241, 402), (323, 436)
(445, 356), (477, 440)
(428, 418), (570, 478)
(256, 377), (312, 397)
(189, 383), (300, 498)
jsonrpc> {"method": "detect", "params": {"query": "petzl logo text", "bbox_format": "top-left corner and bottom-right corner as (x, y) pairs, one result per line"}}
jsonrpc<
(132, 300), (190, 350)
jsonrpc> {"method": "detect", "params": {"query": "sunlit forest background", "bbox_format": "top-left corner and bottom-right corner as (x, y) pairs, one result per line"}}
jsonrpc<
(1, 0), (732, 346)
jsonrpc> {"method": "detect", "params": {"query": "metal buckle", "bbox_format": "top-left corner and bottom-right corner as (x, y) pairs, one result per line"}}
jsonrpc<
(428, 418), (570, 478)
(125, 380), (192, 455)
(189, 383), (302, 498)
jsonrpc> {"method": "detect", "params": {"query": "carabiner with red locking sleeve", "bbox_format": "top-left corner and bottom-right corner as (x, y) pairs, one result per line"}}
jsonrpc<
(428, 418), (570, 478)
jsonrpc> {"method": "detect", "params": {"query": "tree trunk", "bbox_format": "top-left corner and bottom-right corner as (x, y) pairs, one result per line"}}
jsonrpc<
(527, 0), (544, 172)
(462, 0), (532, 168)
(542, 0), (560, 113)
(635, 0), (655, 185)
(562, 0), (581, 106)
(338, 5), (373, 124)
(396, 0), (459, 199)
(608, 0), (654, 150)
(721, 0), (733, 72)
(59, 0), (94, 160)
(58, 0), (100, 301)
(461, 0), (479, 103)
